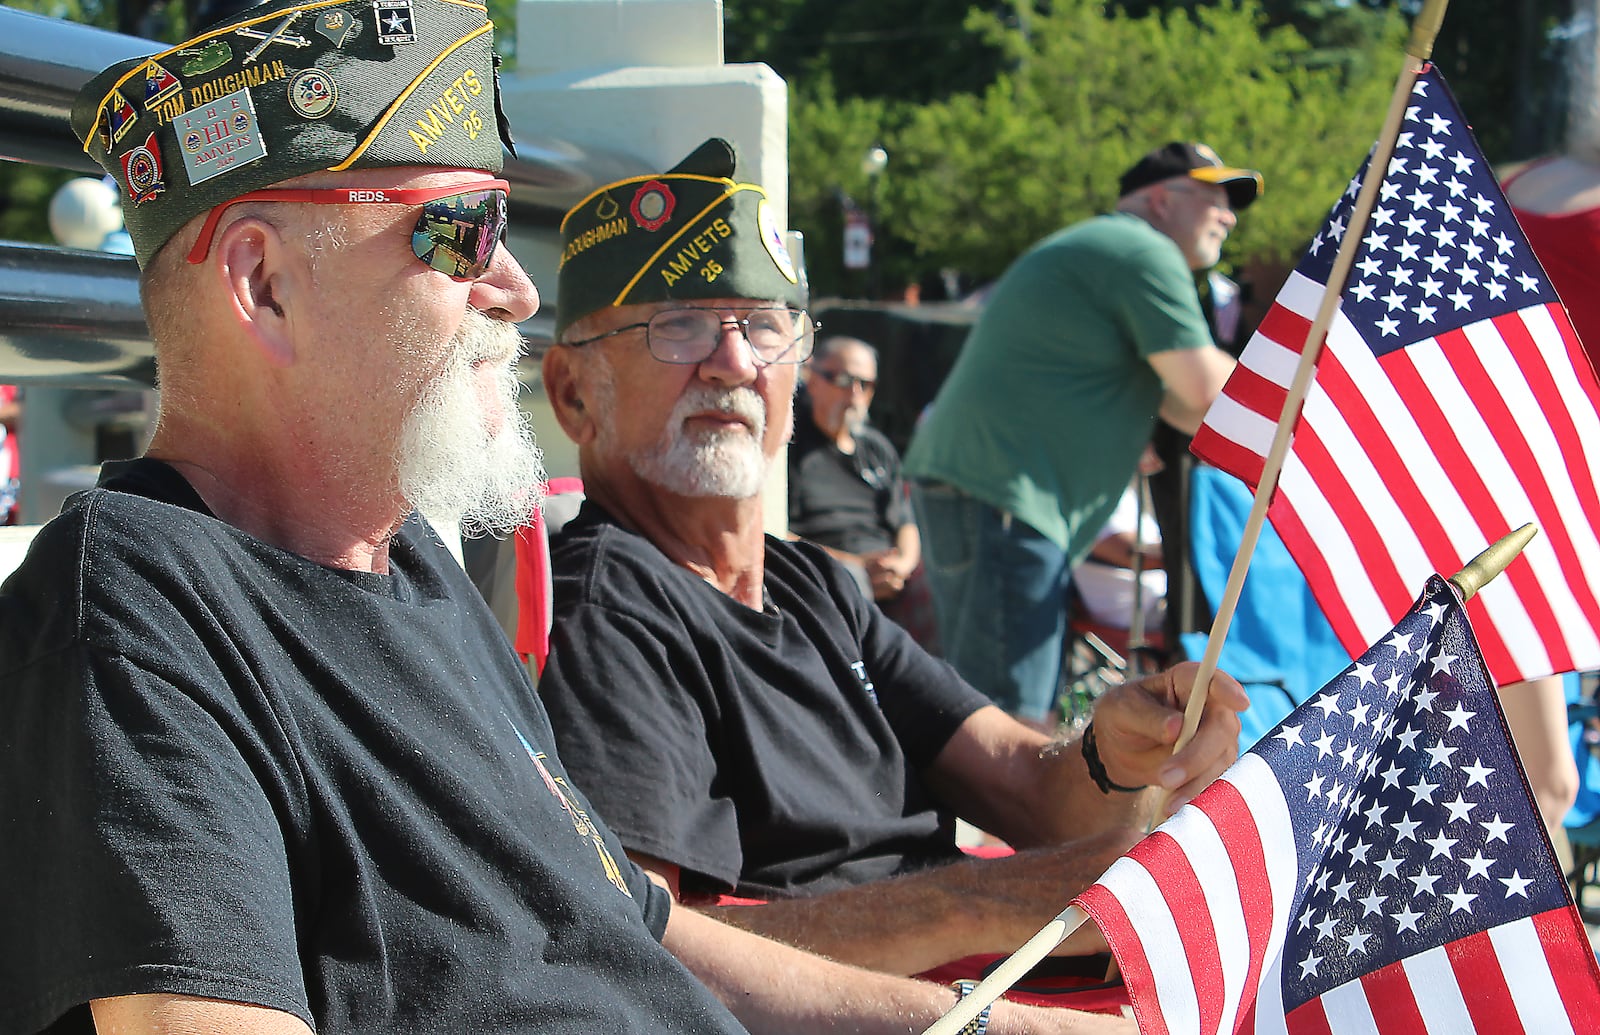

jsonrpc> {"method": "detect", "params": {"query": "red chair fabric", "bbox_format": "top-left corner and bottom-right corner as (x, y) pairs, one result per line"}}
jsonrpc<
(514, 476), (584, 675)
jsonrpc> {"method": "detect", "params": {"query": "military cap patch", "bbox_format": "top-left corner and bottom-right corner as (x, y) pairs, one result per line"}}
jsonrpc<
(630, 181), (675, 231)
(179, 40), (232, 77)
(121, 133), (166, 204)
(373, 0), (417, 45)
(316, 8), (361, 46)
(142, 61), (183, 111)
(288, 67), (338, 118)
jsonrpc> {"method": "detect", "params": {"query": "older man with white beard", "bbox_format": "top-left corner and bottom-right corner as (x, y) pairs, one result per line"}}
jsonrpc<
(3, 11), (1151, 1035)
(536, 140), (1249, 1008)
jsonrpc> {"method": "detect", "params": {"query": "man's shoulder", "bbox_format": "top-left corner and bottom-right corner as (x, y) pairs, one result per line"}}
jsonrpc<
(547, 505), (681, 611)
(1046, 211), (1181, 262)
(0, 483), (220, 672)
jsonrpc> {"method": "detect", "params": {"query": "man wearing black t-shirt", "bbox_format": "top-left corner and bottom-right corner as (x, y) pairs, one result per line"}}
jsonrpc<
(539, 141), (1249, 987)
(789, 335), (920, 603)
(0, 7), (1131, 1035)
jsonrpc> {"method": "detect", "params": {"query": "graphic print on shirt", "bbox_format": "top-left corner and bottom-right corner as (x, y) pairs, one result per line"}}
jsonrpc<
(849, 660), (879, 705)
(509, 720), (632, 896)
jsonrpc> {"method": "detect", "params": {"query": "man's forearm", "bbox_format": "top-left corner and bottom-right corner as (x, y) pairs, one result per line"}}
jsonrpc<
(666, 897), (1133, 1034)
(693, 834), (1132, 976)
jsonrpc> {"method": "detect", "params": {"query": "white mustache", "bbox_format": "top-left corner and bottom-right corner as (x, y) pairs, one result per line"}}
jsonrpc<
(672, 384), (766, 432)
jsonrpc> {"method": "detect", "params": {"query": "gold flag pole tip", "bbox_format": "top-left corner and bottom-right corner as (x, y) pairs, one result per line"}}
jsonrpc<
(1448, 523), (1537, 602)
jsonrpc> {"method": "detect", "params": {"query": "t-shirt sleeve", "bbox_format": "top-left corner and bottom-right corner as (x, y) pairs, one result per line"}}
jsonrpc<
(1108, 235), (1215, 361)
(2, 647), (311, 1032)
(538, 604), (744, 890)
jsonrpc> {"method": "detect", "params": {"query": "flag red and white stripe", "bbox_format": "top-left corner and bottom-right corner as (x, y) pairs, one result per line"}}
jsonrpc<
(1074, 577), (1600, 1032)
(1191, 67), (1600, 685)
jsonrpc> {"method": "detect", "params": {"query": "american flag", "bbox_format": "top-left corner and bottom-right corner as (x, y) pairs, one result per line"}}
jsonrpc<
(1190, 65), (1600, 686)
(1074, 575), (1600, 1033)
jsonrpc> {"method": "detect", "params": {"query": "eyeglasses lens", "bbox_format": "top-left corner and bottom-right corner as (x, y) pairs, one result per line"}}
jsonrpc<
(823, 371), (875, 391)
(412, 188), (508, 280)
(646, 308), (815, 364)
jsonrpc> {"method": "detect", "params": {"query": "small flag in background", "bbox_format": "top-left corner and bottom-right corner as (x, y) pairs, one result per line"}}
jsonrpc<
(1191, 65), (1600, 687)
(1074, 575), (1600, 1033)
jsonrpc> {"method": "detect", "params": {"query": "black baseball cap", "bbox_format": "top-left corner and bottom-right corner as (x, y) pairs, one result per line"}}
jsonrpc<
(1118, 141), (1262, 211)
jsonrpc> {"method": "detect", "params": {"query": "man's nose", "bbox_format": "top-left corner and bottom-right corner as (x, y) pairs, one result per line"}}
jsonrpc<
(469, 242), (540, 323)
(698, 319), (759, 384)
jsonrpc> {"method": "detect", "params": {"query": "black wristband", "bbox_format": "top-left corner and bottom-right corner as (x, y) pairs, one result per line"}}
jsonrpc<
(1082, 720), (1147, 794)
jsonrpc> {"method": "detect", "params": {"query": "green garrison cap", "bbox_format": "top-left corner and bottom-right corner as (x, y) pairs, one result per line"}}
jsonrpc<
(71, 0), (512, 267)
(555, 138), (806, 337)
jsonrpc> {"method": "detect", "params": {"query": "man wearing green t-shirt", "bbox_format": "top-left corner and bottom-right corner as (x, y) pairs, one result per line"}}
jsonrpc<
(904, 142), (1261, 723)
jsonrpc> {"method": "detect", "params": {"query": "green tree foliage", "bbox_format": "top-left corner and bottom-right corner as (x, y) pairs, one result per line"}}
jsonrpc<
(727, 0), (1009, 103)
(786, 0), (1410, 295)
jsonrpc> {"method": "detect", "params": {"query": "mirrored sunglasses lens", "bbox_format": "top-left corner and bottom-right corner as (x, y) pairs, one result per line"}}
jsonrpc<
(412, 189), (507, 279)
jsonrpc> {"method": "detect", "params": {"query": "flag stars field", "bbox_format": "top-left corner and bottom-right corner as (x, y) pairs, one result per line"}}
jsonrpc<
(1077, 576), (1600, 1030)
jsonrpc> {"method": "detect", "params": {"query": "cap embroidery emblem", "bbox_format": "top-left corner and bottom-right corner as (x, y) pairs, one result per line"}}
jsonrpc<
(175, 85), (268, 185)
(142, 60), (182, 111)
(287, 67), (338, 119)
(179, 40), (233, 77)
(236, 12), (311, 63)
(315, 9), (361, 47)
(373, 0), (418, 45)
(757, 198), (798, 284)
(104, 91), (137, 146)
(120, 132), (166, 204)
(630, 180), (675, 231)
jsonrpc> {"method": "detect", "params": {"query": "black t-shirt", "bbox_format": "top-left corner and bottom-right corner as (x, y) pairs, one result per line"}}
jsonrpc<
(537, 502), (988, 900)
(0, 460), (746, 1035)
(787, 420), (912, 556)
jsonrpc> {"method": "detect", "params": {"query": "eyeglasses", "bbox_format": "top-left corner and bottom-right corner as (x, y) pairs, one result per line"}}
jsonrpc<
(186, 179), (511, 280)
(564, 306), (817, 365)
(814, 369), (876, 392)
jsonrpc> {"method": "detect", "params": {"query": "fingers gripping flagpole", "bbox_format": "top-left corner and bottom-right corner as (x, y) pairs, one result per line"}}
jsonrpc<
(922, 7), (1455, 1034)
(1173, 0), (1452, 755)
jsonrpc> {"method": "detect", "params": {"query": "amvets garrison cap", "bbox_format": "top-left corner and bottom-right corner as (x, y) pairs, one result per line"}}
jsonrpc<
(1118, 141), (1263, 211)
(555, 138), (805, 337)
(71, 0), (513, 267)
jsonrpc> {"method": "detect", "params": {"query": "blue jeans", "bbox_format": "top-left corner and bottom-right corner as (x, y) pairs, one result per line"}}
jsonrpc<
(911, 481), (1071, 721)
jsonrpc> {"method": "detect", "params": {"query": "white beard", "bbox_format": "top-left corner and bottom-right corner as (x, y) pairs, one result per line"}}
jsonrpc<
(590, 358), (770, 499)
(396, 311), (546, 535)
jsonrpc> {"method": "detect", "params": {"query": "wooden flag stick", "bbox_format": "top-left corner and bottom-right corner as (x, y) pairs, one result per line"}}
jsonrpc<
(1173, 0), (1452, 755)
(921, 906), (1092, 1035)
(923, 9), (1457, 1034)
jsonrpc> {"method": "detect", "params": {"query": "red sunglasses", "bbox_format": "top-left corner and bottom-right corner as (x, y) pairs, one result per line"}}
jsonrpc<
(187, 178), (511, 280)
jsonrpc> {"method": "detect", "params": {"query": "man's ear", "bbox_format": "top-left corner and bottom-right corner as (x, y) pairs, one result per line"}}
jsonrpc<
(542, 345), (597, 445)
(213, 216), (298, 367)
